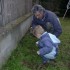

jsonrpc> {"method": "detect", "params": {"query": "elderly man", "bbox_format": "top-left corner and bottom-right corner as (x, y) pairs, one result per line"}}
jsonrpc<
(31, 5), (62, 37)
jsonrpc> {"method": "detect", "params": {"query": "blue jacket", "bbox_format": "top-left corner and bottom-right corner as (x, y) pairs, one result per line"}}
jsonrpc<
(37, 32), (60, 56)
(32, 10), (62, 37)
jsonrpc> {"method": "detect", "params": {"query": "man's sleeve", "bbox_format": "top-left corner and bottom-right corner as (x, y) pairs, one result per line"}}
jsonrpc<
(31, 16), (37, 29)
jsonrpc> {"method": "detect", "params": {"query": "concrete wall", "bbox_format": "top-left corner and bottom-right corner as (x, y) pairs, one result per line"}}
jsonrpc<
(0, 0), (33, 68)
(0, 0), (3, 25)
(0, 14), (32, 69)
(0, 0), (32, 26)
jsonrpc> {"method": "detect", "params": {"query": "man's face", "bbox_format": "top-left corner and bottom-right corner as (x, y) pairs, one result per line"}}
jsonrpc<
(35, 11), (44, 19)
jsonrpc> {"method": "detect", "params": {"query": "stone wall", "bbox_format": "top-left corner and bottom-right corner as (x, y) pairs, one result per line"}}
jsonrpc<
(0, 0), (32, 26)
(0, 0), (33, 69)
(0, 14), (32, 69)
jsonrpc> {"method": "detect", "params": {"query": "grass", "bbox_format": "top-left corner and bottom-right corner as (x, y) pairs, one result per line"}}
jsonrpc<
(2, 18), (70, 70)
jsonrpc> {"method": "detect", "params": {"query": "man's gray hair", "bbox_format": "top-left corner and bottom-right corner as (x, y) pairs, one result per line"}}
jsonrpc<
(31, 4), (45, 14)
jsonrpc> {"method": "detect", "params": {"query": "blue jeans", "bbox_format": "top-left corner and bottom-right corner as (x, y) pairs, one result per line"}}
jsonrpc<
(41, 47), (57, 64)
(41, 55), (49, 64)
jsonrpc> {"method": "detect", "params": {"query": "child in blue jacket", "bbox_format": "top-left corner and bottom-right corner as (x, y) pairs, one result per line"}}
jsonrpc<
(33, 25), (60, 64)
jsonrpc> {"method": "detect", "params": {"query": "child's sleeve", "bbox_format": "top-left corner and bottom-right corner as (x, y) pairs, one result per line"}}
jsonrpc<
(37, 40), (44, 48)
(39, 40), (53, 56)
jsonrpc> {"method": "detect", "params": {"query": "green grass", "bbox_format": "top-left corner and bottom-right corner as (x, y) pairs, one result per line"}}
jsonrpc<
(2, 18), (70, 70)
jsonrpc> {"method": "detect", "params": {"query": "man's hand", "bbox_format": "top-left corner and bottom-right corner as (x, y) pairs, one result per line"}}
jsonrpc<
(30, 27), (33, 34)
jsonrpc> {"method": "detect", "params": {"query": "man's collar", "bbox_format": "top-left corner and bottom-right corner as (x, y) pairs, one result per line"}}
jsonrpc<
(41, 12), (46, 21)
(41, 10), (48, 21)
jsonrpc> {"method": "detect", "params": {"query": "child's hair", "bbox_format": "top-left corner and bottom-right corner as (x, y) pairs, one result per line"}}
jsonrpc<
(33, 25), (45, 36)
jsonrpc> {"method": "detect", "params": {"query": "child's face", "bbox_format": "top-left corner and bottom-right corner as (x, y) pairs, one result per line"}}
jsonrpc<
(35, 33), (41, 39)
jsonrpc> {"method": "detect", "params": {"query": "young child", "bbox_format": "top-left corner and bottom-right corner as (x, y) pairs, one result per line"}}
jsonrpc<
(33, 25), (61, 64)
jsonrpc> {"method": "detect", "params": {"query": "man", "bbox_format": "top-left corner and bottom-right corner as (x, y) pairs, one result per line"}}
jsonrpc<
(31, 4), (62, 37)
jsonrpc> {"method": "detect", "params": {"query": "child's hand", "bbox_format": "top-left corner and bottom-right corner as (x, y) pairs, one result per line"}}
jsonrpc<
(37, 51), (40, 55)
(36, 41), (39, 46)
